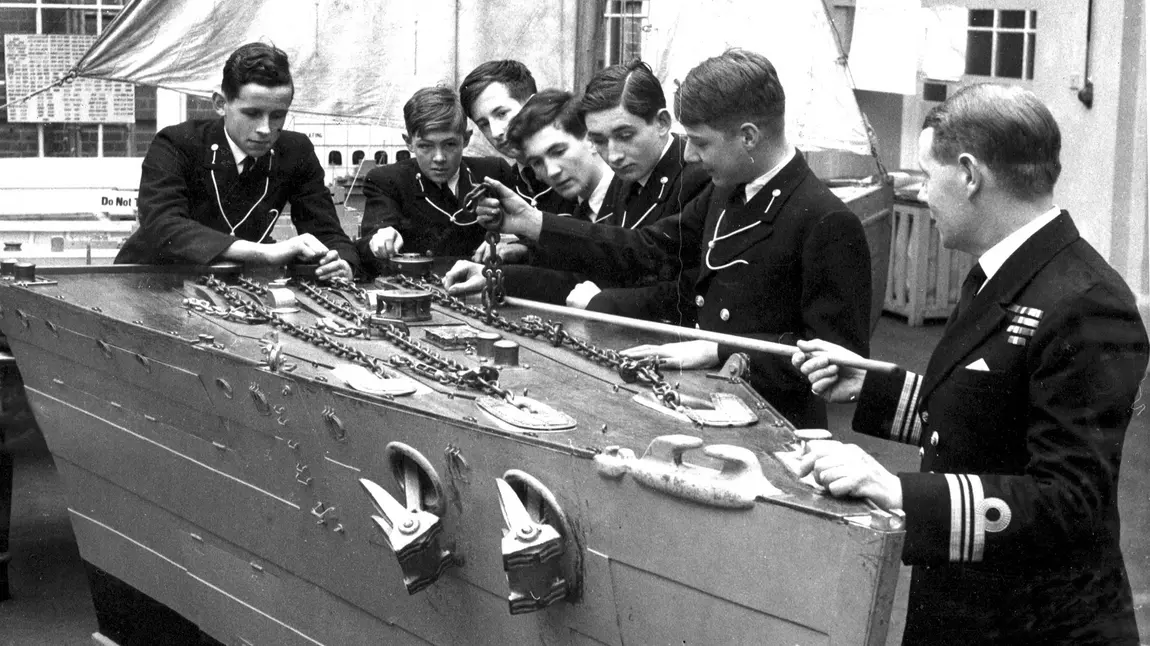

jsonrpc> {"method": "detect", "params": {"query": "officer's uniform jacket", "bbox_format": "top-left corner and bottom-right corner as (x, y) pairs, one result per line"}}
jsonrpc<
(536, 151), (871, 427)
(116, 118), (361, 275)
(356, 156), (514, 274)
(853, 213), (1148, 644)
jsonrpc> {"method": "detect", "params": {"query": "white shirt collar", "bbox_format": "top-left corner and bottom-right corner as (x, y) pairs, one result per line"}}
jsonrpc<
(583, 168), (615, 216)
(222, 127), (248, 168)
(976, 206), (1062, 291)
(745, 145), (795, 203)
(636, 135), (675, 188)
(445, 168), (461, 198)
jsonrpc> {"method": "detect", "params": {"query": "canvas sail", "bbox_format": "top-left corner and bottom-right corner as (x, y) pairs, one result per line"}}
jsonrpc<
(72, 0), (870, 154)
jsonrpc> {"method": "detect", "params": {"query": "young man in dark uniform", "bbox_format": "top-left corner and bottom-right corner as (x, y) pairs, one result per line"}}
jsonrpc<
(794, 84), (1147, 645)
(488, 89), (616, 304)
(355, 86), (514, 275)
(448, 49), (871, 428)
(459, 60), (574, 217)
(572, 59), (710, 323)
(115, 42), (359, 281)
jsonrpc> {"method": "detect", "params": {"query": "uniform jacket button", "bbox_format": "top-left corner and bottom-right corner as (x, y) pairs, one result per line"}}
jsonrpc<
(930, 431), (939, 447)
(719, 308), (730, 321)
(695, 295), (705, 307)
(919, 410), (929, 424)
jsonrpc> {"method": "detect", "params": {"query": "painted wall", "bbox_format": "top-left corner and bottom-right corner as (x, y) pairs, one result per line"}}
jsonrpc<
(900, 0), (1145, 293)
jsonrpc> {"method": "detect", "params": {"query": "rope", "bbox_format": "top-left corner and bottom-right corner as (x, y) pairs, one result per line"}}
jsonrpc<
(0, 67), (78, 112)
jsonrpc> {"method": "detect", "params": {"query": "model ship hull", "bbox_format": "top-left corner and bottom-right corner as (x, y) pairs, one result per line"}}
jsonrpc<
(0, 265), (902, 645)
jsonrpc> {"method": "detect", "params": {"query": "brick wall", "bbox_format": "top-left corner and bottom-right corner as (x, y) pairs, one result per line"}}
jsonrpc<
(0, 125), (39, 158)
(186, 95), (216, 121)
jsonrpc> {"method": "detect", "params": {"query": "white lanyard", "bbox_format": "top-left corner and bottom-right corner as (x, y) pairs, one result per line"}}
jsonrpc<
(209, 143), (278, 241)
(615, 176), (669, 229)
(515, 181), (553, 207)
(704, 188), (780, 271)
(417, 167), (479, 225)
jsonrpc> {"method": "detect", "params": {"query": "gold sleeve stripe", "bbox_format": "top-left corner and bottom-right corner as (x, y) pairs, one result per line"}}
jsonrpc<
(891, 371), (923, 444)
(944, 473), (988, 563)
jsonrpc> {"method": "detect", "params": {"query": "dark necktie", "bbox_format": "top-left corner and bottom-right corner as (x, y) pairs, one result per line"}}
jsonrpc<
(573, 200), (591, 221)
(952, 263), (987, 322)
(239, 156), (253, 175)
(729, 184), (747, 207)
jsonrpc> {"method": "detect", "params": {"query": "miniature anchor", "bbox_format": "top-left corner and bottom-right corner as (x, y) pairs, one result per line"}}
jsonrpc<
(360, 463), (456, 594)
(496, 478), (568, 614)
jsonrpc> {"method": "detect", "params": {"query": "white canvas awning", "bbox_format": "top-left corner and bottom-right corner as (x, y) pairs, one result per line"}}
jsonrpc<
(69, 0), (871, 154)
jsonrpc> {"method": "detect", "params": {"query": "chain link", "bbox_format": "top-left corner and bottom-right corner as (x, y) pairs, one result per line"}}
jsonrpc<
(395, 275), (681, 408)
(192, 275), (515, 401)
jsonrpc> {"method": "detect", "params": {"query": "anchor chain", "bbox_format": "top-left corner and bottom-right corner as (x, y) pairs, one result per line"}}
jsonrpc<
(190, 275), (515, 402)
(395, 275), (682, 409)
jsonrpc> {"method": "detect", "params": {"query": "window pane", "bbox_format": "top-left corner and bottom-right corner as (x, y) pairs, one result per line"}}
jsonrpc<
(969, 10), (993, 28)
(999, 10), (1026, 29)
(1026, 34), (1036, 80)
(0, 8), (38, 36)
(45, 123), (99, 157)
(996, 32), (1024, 78)
(965, 31), (993, 76)
(1029, 11), (1037, 28)
(42, 9), (94, 35)
(103, 124), (129, 157)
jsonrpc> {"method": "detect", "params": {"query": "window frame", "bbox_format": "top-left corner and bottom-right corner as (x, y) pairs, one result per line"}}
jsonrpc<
(963, 8), (1038, 82)
(0, 0), (133, 158)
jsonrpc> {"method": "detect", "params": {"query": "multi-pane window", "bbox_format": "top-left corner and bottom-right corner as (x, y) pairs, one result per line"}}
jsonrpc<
(603, 0), (648, 67)
(0, 0), (157, 158)
(965, 9), (1037, 81)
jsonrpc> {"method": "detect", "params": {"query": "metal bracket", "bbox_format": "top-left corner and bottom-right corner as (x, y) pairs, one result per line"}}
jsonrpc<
(594, 434), (782, 508)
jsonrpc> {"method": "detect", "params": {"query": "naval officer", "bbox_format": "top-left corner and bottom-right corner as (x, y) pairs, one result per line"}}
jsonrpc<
(794, 84), (1148, 644)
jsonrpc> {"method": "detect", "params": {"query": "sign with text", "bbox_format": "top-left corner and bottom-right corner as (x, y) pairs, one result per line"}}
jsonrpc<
(4, 34), (135, 123)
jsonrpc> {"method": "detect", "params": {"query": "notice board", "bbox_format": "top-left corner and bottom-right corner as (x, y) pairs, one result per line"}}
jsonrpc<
(4, 34), (135, 123)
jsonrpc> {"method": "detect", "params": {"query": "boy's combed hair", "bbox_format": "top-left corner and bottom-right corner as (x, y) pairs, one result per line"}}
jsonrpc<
(459, 60), (538, 119)
(403, 86), (468, 138)
(674, 48), (785, 137)
(579, 59), (665, 122)
(923, 83), (1061, 200)
(221, 42), (293, 100)
(505, 89), (585, 152)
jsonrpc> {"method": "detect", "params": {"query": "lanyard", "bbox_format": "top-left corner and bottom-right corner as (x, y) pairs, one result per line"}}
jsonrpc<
(209, 143), (278, 241)
(515, 179), (554, 207)
(416, 166), (479, 225)
(704, 188), (780, 271)
(611, 176), (669, 229)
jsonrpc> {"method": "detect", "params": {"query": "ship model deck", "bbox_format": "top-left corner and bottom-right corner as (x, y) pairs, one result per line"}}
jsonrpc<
(0, 263), (903, 646)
